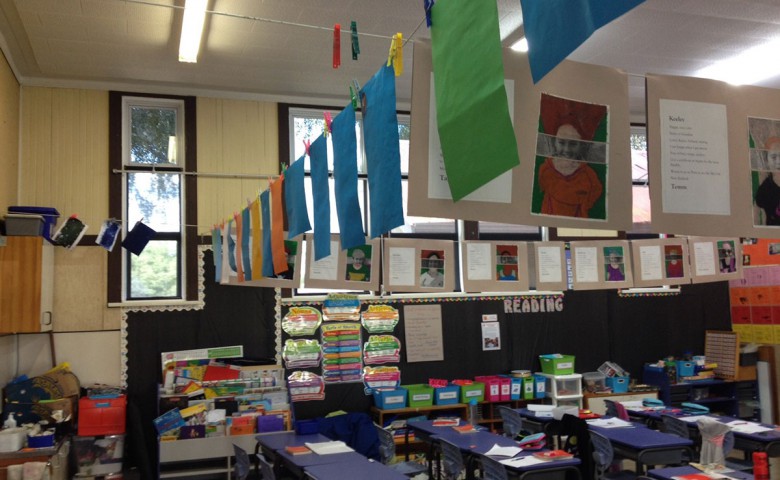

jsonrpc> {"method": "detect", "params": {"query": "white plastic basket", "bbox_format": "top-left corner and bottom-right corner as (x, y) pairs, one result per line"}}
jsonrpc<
(0, 428), (27, 452)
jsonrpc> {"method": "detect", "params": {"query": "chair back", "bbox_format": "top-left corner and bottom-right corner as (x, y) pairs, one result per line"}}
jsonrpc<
(697, 418), (730, 466)
(603, 399), (618, 418)
(439, 438), (465, 480)
(613, 401), (630, 421)
(589, 431), (614, 479)
(232, 444), (251, 480)
(561, 413), (594, 479)
(257, 453), (276, 480)
(496, 405), (523, 439)
(374, 424), (396, 464)
(480, 454), (509, 480)
(661, 414), (690, 439)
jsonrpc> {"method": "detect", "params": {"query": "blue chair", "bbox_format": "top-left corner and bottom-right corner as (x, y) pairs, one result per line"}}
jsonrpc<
(233, 444), (258, 480)
(480, 454), (508, 480)
(496, 405), (523, 439)
(374, 424), (428, 477)
(590, 430), (636, 479)
(438, 438), (465, 480)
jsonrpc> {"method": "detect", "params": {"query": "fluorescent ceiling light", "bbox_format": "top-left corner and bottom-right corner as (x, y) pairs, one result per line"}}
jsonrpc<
(696, 38), (780, 86)
(510, 37), (528, 53)
(179, 0), (207, 63)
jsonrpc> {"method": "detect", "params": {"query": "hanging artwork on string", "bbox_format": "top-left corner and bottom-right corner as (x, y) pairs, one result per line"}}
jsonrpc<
(96, 218), (121, 252)
(122, 220), (156, 255)
(52, 215), (88, 250)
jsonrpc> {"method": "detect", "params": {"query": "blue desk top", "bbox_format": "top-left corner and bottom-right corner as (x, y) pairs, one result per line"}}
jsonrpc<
(408, 420), (580, 472)
(255, 431), (332, 451)
(305, 458), (409, 479)
(626, 409), (780, 444)
(647, 465), (754, 479)
(589, 423), (693, 449)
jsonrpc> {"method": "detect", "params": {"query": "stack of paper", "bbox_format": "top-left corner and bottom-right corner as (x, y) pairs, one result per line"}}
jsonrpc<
(304, 441), (354, 455)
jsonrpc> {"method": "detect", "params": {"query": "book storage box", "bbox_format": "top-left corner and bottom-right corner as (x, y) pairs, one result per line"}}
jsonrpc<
(404, 384), (433, 407)
(606, 376), (629, 393)
(539, 354), (576, 375)
(458, 382), (484, 403)
(373, 388), (407, 410)
(434, 385), (460, 405)
(78, 395), (127, 436)
(74, 434), (125, 476)
(507, 377), (523, 400)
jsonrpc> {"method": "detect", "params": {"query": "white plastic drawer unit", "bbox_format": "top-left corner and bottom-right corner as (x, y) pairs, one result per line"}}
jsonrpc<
(539, 373), (583, 398)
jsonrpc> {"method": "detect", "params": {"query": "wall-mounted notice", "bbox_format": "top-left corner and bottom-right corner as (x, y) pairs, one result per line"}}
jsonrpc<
(403, 304), (444, 363)
(693, 241), (717, 276)
(309, 241), (340, 280)
(574, 246), (598, 283)
(659, 99), (730, 215)
(389, 247), (416, 286)
(538, 246), (562, 283)
(466, 242), (492, 280)
(639, 245), (663, 281)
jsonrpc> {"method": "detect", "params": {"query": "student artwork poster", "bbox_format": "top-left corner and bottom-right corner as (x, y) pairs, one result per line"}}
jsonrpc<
(419, 249), (445, 288)
(664, 244), (685, 278)
(345, 245), (372, 282)
(495, 244), (519, 281)
(531, 93), (609, 220)
(749, 116), (780, 227)
(603, 246), (625, 282)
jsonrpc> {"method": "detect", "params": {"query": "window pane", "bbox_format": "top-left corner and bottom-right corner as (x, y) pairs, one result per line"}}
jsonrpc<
(129, 106), (178, 165)
(303, 177), (366, 234)
(398, 117), (410, 175)
(129, 240), (179, 298)
(392, 180), (456, 235)
(632, 184), (652, 233)
(127, 172), (181, 232)
(631, 128), (647, 183)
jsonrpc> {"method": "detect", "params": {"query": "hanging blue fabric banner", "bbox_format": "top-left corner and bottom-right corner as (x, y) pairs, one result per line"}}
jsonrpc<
(332, 104), (366, 250)
(285, 155), (312, 239)
(212, 226), (222, 282)
(521, 0), (645, 83)
(240, 207), (253, 280)
(260, 190), (274, 277)
(310, 134), (332, 260)
(226, 219), (237, 274)
(362, 64), (404, 237)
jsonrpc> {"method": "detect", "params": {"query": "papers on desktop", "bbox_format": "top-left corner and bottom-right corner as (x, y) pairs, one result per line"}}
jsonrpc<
(304, 441), (354, 455)
(484, 444), (522, 458)
(724, 420), (773, 434)
(619, 400), (646, 408)
(500, 455), (547, 468)
(527, 404), (554, 417)
(586, 418), (634, 428)
(678, 415), (710, 423)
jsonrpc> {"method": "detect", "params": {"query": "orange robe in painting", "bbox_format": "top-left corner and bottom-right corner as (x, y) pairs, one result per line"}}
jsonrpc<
(539, 158), (603, 218)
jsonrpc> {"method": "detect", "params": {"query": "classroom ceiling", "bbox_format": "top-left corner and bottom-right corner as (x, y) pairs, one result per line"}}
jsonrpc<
(0, 0), (779, 121)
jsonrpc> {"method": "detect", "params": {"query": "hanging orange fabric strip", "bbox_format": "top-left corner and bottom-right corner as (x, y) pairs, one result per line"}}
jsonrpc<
(233, 212), (245, 282)
(270, 178), (288, 275)
(250, 198), (262, 281)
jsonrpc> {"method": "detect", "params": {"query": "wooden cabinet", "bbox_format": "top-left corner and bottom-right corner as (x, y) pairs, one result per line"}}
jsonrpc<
(0, 236), (53, 334)
(584, 391), (658, 415)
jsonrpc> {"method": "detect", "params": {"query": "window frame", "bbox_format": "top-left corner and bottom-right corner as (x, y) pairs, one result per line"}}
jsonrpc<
(107, 92), (199, 305)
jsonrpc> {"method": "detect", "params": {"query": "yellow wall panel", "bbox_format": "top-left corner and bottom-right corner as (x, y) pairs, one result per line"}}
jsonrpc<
(197, 98), (278, 235)
(19, 87), (108, 228)
(0, 51), (19, 213)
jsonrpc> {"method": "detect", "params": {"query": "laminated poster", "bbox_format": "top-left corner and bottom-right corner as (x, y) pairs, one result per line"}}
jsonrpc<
(282, 307), (322, 337)
(363, 366), (401, 395)
(481, 321), (501, 351)
(322, 294), (361, 322)
(282, 339), (323, 369)
(288, 371), (326, 402)
(361, 305), (399, 333)
(363, 335), (401, 365)
(321, 322), (363, 383)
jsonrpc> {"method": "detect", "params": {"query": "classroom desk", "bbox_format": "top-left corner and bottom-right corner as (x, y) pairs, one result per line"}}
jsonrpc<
(304, 458), (409, 479)
(409, 420), (581, 479)
(647, 465), (754, 479)
(255, 431), (366, 479)
(625, 407), (780, 458)
(588, 422), (694, 474)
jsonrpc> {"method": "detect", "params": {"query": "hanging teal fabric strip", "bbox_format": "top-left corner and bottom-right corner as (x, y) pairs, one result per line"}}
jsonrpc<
(310, 135), (332, 260)
(362, 64), (404, 237)
(285, 155), (312, 239)
(260, 190), (274, 277)
(240, 207), (252, 279)
(212, 227), (222, 282)
(332, 104), (366, 250)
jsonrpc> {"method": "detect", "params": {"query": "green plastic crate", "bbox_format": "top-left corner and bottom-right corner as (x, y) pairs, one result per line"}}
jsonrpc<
(539, 354), (576, 375)
(458, 382), (484, 403)
(404, 384), (433, 407)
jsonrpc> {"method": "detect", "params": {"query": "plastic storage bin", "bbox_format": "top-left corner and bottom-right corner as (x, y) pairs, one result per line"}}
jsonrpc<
(295, 419), (319, 435)
(677, 361), (695, 379)
(405, 384), (434, 407)
(373, 388), (407, 410)
(434, 385), (460, 405)
(458, 382), (485, 403)
(507, 377), (523, 400)
(539, 354), (575, 375)
(4, 214), (44, 236)
(541, 374), (582, 397)
(7, 206), (60, 242)
(583, 372), (607, 393)
(533, 374), (547, 399)
(27, 431), (55, 448)
(606, 376), (630, 393)
(522, 377), (535, 400)
(73, 434), (125, 476)
(475, 376), (504, 402)
(79, 395), (127, 436)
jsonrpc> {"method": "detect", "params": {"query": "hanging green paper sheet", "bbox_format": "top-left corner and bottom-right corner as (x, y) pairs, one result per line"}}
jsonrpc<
(430, 0), (519, 201)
